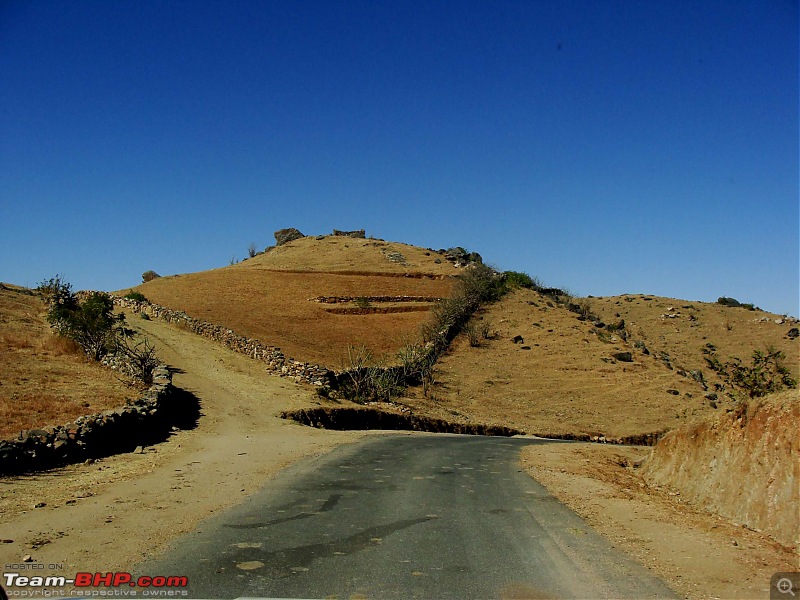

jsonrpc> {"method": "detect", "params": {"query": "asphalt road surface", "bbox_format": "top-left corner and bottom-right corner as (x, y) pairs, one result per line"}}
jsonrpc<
(136, 434), (676, 599)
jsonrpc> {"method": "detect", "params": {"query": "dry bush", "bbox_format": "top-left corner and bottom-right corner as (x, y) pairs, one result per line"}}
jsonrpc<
(40, 335), (83, 356)
(340, 345), (403, 403)
(464, 322), (481, 347)
(1, 332), (34, 350)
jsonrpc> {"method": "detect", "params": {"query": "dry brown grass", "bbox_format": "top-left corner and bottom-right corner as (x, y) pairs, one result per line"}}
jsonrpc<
(127, 239), (456, 366)
(403, 288), (798, 438)
(237, 235), (461, 275)
(0, 284), (135, 440)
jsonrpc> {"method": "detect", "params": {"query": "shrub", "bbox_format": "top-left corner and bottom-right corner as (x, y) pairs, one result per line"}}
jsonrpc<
(123, 291), (148, 303)
(115, 337), (160, 385)
(354, 297), (371, 309)
(717, 297), (756, 310)
(39, 276), (131, 361)
(339, 345), (403, 403)
(703, 345), (797, 399)
(464, 322), (481, 347)
(503, 271), (541, 291)
(142, 270), (160, 283)
(59, 292), (131, 360)
(37, 275), (76, 310)
(397, 339), (435, 384)
(247, 242), (258, 258)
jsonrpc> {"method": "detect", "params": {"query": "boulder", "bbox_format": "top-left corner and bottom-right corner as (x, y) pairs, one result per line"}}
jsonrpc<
(274, 228), (305, 246)
(142, 270), (160, 283)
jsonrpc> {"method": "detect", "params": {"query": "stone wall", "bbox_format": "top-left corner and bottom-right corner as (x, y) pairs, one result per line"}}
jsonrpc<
(113, 296), (332, 385)
(332, 229), (366, 238)
(0, 366), (178, 475)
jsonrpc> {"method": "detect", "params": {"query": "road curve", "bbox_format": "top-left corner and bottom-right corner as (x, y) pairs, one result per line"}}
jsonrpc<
(136, 434), (676, 599)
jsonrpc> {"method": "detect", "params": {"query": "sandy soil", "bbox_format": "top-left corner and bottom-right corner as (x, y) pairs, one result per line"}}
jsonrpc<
(520, 443), (797, 599)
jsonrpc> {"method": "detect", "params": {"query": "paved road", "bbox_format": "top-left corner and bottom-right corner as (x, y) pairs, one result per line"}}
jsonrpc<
(136, 434), (676, 599)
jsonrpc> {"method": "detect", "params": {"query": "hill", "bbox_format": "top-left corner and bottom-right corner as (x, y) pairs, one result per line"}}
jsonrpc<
(122, 233), (796, 438)
(126, 234), (464, 366)
(403, 288), (798, 438)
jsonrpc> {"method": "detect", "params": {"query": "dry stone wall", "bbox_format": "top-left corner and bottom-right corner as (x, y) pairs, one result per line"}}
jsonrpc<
(113, 296), (332, 385)
(0, 366), (176, 475)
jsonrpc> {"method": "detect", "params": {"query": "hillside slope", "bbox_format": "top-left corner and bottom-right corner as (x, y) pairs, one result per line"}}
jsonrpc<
(128, 236), (461, 366)
(0, 284), (132, 439)
(406, 288), (797, 438)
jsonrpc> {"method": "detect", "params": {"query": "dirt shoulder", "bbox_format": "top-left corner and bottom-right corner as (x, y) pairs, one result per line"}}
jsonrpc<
(520, 442), (797, 600)
(0, 313), (365, 579)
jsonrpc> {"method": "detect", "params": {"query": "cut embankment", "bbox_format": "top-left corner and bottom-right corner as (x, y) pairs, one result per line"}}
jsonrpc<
(280, 407), (665, 445)
(281, 407), (523, 436)
(641, 390), (799, 547)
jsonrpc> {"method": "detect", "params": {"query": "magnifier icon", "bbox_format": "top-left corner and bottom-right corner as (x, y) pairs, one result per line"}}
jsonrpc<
(778, 578), (796, 596)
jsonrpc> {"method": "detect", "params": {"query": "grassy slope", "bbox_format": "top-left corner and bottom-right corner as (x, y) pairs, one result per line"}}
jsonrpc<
(405, 288), (798, 438)
(127, 236), (456, 366)
(0, 284), (133, 439)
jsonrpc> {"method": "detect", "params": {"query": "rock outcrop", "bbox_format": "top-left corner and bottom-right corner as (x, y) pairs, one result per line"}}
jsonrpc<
(274, 228), (305, 246)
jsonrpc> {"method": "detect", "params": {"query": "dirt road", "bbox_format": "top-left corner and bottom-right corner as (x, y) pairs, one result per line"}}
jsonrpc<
(0, 313), (364, 579)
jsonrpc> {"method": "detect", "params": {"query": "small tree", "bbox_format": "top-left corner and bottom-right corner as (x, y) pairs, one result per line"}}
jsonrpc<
(247, 242), (258, 258)
(39, 277), (131, 361)
(62, 293), (131, 360)
(704, 345), (797, 399)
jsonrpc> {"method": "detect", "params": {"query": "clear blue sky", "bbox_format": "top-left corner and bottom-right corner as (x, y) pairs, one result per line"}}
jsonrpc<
(1, 1), (797, 315)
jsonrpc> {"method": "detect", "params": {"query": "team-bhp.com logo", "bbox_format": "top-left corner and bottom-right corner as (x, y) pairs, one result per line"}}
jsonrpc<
(3, 572), (188, 597)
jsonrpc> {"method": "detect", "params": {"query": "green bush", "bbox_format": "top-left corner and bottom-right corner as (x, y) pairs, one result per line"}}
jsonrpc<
(123, 291), (148, 303)
(503, 271), (540, 291)
(703, 345), (797, 399)
(717, 297), (756, 310)
(39, 276), (130, 361)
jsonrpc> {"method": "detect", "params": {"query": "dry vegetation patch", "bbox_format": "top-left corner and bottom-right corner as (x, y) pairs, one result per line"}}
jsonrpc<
(405, 288), (797, 438)
(128, 254), (454, 366)
(238, 235), (462, 275)
(0, 284), (133, 440)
